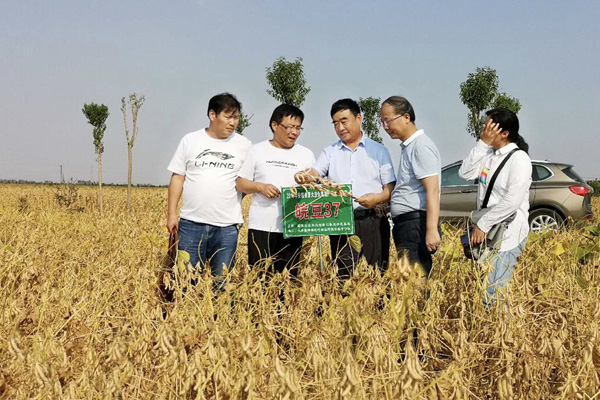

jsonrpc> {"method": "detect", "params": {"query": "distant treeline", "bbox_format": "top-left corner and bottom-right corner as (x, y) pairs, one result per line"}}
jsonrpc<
(1, 178), (598, 195)
(588, 180), (600, 196)
(0, 179), (167, 188)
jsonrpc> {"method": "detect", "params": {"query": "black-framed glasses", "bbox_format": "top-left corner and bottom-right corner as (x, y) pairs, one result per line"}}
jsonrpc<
(279, 123), (303, 132)
(380, 114), (403, 127)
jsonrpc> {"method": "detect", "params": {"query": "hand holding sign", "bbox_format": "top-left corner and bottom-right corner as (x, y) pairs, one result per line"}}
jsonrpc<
(294, 169), (319, 184)
(258, 183), (281, 198)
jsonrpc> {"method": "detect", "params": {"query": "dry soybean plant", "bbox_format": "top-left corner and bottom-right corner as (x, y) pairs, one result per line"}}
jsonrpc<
(1, 183), (599, 399)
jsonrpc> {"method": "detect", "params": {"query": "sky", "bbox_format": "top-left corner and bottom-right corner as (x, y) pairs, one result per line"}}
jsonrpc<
(1, 0), (599, 185)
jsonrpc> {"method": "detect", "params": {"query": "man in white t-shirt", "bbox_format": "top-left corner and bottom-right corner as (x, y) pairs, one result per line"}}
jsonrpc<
(167, 93), (252, 288)
(236, 104), (315, 277)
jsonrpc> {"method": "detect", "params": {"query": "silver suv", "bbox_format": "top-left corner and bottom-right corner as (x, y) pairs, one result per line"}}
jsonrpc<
(440, 160), (594, 232)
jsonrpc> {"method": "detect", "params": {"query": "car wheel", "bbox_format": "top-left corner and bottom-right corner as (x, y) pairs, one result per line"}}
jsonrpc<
(529, 208), (564, 233)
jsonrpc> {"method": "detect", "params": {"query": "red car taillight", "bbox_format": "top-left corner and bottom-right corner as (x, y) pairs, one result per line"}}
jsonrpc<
(569, 185), (591, 196)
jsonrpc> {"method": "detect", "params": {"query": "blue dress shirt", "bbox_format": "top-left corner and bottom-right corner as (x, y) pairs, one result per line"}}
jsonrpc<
(313, 134), (396, 209)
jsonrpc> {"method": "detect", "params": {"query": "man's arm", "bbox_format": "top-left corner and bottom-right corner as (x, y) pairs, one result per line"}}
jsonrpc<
(296, 148), (329, 184)
(235, 177), (281, 198)
(422, 175), (441, 252)
(294, 168), (321, 184)
(167, 173), (185, 233)
(356, 182), (395, 208)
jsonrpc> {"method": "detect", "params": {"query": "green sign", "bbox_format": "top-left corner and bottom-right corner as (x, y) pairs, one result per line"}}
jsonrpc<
(281, 184), (355, 238)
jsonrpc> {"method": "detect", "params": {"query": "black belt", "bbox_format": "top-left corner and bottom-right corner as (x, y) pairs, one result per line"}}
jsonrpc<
(392, 210), (426, 223)
(354, 208), (377, 219)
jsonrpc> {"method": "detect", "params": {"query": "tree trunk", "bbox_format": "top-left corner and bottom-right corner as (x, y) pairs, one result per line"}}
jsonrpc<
(98, 153), (104, 216)
(127, 145), (132, 213)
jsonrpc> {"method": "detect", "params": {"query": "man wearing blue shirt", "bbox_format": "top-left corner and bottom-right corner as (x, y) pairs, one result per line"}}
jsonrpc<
(295, 98), (396, 278)
(380, 96), (441, 277)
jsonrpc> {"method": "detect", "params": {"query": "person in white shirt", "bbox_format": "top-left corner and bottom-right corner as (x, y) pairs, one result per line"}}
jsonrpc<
(459, 108), (532, 307)
(236, 104), (315, 277)
(167, 93), (252, 289)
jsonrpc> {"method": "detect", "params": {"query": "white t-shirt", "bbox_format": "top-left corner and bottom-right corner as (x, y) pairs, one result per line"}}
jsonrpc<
(168, 129), (252, 226)
(238, 140), (315, 233)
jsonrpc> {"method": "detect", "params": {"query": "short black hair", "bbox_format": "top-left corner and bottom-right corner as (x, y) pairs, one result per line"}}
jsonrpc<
(330, 98), (361, 118)
(269, 104), (305, 132)
(207, 93), (241, 116)
(382, 96), (416, 122)
(485, 108), (529, 153)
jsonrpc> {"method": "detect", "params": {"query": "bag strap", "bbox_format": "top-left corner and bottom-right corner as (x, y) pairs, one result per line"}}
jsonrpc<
(481, 148), (519, 209)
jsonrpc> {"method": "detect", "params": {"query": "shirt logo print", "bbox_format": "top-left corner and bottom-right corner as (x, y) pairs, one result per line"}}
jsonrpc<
(193, 149), (236, 169)
(479, 168), (489, 184)
(196, 149), (234, 160)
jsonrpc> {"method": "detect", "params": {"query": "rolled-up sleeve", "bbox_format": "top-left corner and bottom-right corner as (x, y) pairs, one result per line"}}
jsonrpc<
(378, 148), (396, 185)
(312, 148), (330, 177)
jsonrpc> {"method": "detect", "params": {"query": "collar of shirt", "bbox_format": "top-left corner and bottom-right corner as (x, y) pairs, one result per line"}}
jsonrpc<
(400, 129), (424, 148)
(336, 132), (366, 151)
(494, 142), (518, 156)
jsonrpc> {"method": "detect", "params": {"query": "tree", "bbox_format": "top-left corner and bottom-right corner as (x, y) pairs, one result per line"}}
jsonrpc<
(492, 92), (522, 114)
(236, 111), (253, 135)
(358, 96), (382, 143)
(459, 66), (521, 139)
(121, 93), (145, 213)
(82, 103), (109, 215)
(265, 57), (311, 107)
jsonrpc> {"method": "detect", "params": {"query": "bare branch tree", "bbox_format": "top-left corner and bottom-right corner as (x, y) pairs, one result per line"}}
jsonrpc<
(121, 93), (145, 213)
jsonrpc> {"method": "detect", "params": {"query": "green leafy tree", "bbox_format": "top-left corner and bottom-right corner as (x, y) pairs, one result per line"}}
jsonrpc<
(265, 57), (311, 107)
(459, 66), (521, 139)
(82, 103), (109, 215)
(492, 92), (522, 113)
(121, 93), (145, 213)
(236, 111), (253, 135)
(358, 96), (382, 143)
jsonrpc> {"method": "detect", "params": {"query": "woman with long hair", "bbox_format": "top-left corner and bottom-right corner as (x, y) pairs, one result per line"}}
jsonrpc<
(459, 108), (532, 308)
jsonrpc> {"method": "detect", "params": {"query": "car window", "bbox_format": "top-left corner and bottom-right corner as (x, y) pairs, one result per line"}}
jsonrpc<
(441, 165), (473, 187)
(562, 166), (585, 183)
(533, 165), (552, 182)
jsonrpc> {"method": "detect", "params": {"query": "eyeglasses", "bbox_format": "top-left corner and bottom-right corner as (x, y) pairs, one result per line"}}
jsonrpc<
(380, 114), (403, 127)
(279, 123), (303, 132)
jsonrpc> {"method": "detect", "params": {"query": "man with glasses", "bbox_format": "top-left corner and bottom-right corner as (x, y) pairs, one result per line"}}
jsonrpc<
(167, 93), (252, 290)
(236, 104), (315, 277)
(295, 98), (396, 279)
(380, 96), (441, 277)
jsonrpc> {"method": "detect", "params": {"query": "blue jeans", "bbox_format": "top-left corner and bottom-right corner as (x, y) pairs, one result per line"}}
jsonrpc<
(485, 239), (527, 308)
(177, 219), (239, 287)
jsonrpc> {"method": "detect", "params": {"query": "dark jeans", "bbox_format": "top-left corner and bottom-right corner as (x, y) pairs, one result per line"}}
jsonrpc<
(177, 219), (239, 288)
(248, 229), (303, 277)
(330, 212), (390, 279)
(392, 213), (434, 277)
